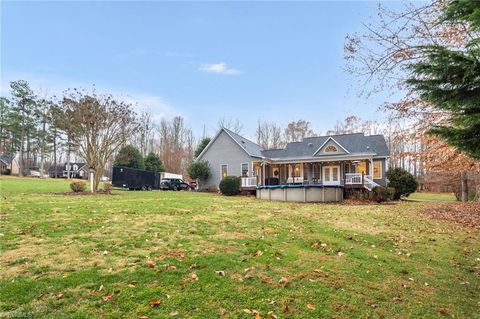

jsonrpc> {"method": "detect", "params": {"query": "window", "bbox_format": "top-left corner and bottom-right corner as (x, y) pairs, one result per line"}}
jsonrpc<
(332, 167), (339, 182)
(221, 164), (228, 178)
(373, 161), (382, 179)
(293, 164), (301, 177)
(355, 161), (367, 174)
(324, 167), (330, 182)
(241, 163), (249, 177)
(73, 165), (78, 171)
(324, 145), (338, 152)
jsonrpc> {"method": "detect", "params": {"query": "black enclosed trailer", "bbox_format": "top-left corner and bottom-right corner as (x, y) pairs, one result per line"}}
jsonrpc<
(112, 166), (161, 190)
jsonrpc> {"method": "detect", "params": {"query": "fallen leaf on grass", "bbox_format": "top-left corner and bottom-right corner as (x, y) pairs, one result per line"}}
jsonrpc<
(165, 264), (177, 270)
(149, 299), (162, 307)
(56, 293), (64, 300)
(307, 303), (316, 310)
(138, 316), (148, 319)
(278, 277), (289, 286)
(102, 292), (114, 302)
(255, 313), (262, 319)
(188, 272), (198, 281)
(243, 309), (252, 314)
(170, 311), (179, 316)
(146, 262), (155, 269)
(244, 267), (255, 273)
(252, 250), (263, 257)
(267, 310), (277, 318)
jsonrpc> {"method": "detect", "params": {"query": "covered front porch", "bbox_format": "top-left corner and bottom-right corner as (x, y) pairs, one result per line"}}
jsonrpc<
(250, 159), (379, 189)
(243, 158), (381, 202)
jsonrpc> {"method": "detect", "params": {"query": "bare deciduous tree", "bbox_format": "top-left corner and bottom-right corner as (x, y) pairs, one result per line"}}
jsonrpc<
(62, 89), (137, 191)
(284, 119), (315, 143)
(255, 120), (285, 149)
(218, 117), (243, 134)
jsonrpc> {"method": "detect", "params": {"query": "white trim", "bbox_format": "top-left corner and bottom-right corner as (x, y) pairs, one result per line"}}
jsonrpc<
(220, 164), (228, 182)
(322, 165), (341, 185)
(195, 130), (223, 161)
(265, 153), (377, 164)
(240, 162), (249, 177)
(313, 137), (350, 155)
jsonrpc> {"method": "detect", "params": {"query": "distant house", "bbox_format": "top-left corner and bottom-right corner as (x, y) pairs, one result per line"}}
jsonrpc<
(195, 127), (390, 202)
(0, 154), (19, 175)
(48, 163), (88, 179)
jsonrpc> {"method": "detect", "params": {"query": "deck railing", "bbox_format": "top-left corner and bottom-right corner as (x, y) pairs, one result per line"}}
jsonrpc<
(345, 173), (363, 184)
(241, 177), (257, 187)
(345, 173), (379, 190)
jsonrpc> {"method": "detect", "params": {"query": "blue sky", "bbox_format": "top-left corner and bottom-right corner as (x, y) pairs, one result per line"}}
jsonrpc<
(1, 1), (402, 139)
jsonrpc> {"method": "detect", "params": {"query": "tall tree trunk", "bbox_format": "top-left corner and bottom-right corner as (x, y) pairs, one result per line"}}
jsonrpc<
(460, 171), (468, 202)
(66, 138), (71, 179)
(40, 112), (46, 177)
(53, 129), (57, 178)
(26, 130), (31, 175)
(19, 126), (25, 177)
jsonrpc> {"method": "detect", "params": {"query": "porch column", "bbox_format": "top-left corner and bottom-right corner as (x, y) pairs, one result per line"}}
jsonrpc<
(369, 158), (373, 177)
(262, 162), (266, 186)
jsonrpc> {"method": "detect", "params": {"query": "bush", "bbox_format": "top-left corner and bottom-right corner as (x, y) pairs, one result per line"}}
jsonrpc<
(187, 161), (210, 181)
(386, 168), (418, 200)
(70, 181), (86, 192)
(103, 183), (113, 193)
(144, 152), (166, 172)
(372, 186), (395, 202)
(114, 145), (144, 169)
(219, 176), (241, 196)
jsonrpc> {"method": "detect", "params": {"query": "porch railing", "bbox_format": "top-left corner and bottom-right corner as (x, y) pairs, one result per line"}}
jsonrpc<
(345, 173), (362, 184)
(241, 177), (257, 188)
(345, 173), (380, 191)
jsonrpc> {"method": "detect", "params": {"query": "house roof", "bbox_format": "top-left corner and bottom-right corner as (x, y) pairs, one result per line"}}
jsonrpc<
(222, 128), (264, 158)
(48, 163), (87, 173)
(197, 129), (390, 162)
(196, 127), (264, 160)
(261, 133), (390, 159)
(0, 154), (14, 165)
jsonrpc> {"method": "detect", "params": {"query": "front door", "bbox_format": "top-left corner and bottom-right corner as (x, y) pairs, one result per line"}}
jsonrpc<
(322, 165), (340, 185)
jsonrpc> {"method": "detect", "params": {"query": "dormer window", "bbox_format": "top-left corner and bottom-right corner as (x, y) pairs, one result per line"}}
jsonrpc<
(73, 165), (78, 171)
(325, 145), (337, 152)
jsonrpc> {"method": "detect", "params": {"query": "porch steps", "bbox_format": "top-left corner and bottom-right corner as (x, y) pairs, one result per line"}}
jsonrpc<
(363, 175), (380, 191)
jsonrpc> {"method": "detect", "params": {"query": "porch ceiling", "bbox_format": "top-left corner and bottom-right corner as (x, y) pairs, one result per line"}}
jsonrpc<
(255, 153), (378, 164)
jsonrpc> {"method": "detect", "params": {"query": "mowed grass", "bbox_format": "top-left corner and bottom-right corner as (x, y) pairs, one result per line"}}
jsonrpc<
(0, 177), (479, 319)
(408, 192), (457, 202)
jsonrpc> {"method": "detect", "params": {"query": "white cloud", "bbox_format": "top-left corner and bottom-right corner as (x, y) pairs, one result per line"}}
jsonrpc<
(198, 62), (242, 76)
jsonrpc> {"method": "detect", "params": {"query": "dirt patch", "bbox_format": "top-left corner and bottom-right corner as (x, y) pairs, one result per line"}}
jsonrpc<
(420, 202), (480, 229)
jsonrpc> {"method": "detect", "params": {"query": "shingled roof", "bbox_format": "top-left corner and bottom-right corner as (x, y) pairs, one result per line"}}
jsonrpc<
(200, 128), (389, 161)
(223, 128), (264, 158)
(261, 133), (390, 159)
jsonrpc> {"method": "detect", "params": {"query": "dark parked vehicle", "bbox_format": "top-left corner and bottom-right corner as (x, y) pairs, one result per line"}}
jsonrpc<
(112, 166), (161, 190)
(160, 178), (190, 191)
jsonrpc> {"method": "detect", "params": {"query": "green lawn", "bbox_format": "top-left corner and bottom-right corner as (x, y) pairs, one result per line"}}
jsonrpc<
(408, 192), (457, 202)
(1, 177), (479, 318)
